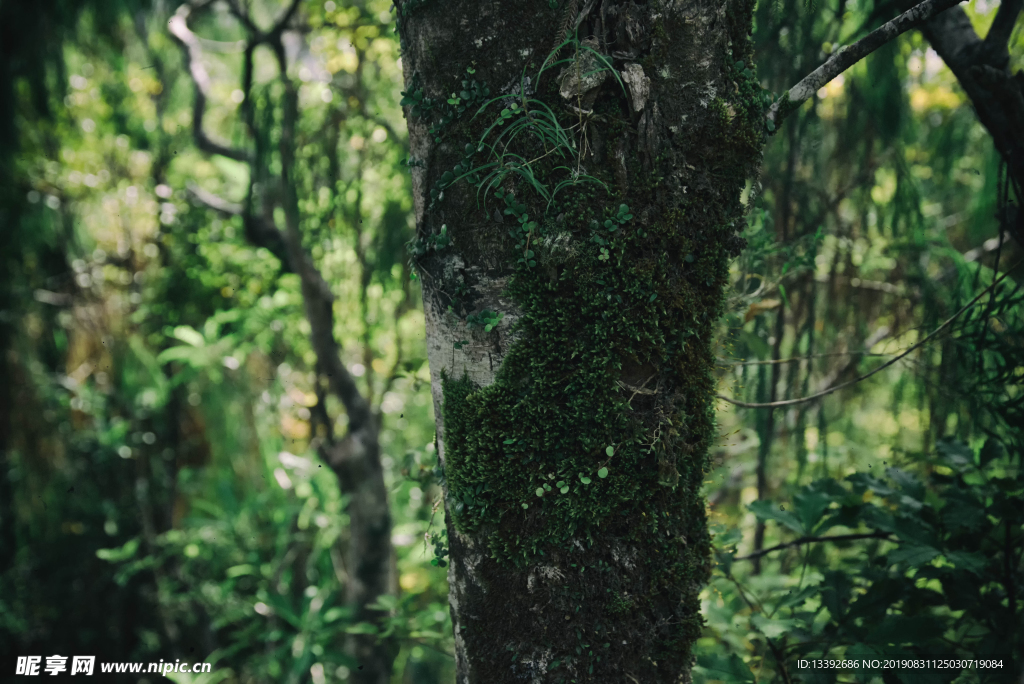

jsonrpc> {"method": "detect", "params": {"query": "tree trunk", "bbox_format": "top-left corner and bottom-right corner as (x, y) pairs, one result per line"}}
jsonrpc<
(169, 5), (398, 680)
(398, 0), (764, 681)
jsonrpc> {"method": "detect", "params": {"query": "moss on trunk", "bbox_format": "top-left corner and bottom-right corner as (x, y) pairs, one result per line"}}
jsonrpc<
(399, 0), (766, 680)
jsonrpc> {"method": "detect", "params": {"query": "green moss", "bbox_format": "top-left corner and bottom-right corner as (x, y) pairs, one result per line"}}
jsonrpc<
(439, 187), (718, 669)
(423, 23), (764, 678)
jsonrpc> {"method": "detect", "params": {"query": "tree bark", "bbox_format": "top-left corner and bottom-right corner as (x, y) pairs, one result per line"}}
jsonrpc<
(398, 0), (763, 681)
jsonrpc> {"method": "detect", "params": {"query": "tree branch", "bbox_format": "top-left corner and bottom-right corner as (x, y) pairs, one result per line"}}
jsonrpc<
(167, 5), (251, 163)
(185, 182), (295, 268)
(734, 531), (895, 562)
(223, 0), (300, 45)
(767, 0), (965, 129)
(981, 0), (1023, 63)
(716, 350), (894, 368)
(186, 182), (243, 215)
(918, 5), (1024, 213)
(273, 41), (373, 437)
(717, 260), (1022, 408)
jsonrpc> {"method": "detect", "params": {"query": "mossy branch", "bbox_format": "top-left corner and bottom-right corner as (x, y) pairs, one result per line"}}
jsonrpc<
(766, 0), (965, 130)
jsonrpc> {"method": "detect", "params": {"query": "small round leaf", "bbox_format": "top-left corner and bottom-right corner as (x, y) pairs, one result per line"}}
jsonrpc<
(605, 446), (614, 457)
(598, 467), (609, 478)
(560, 485), (569, 494)
(536, 488), (545, 497)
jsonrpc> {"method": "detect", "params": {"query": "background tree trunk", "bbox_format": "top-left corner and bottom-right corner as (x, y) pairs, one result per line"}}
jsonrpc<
(398, 0), (765, 680)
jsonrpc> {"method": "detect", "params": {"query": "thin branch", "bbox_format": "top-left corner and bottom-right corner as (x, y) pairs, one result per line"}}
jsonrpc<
(814, 272), (904, 294)
(223, 0), (300, 44)
(717, 260), (1022, 409)
(267, 0), (303, 42)
(186, 182), (243, 215)
(376, 317), (406, 416)
(767, 0), (965, 129)
(734, 532), (895, 562)
(274, 39), (373, 435)
(167, 5), (252, 163)
(186, 182), (293, 268)
(717, 350), (895, 368)
(223, 0), (260, 37)
(33, 289), (74, 307)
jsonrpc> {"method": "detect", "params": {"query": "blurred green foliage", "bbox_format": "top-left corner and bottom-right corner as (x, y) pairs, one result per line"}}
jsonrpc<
(0, 0), (1020, 683)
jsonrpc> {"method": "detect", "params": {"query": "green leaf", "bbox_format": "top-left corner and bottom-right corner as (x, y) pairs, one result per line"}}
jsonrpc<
(979, 438), (1005, 466)
(945, 550), (987, 576)
(369, 594), (400, 612)
(605, 446), (614, 456)
(793, 489), (832, 533)
(887, 543), (940, 568)
(598, 467), (609, 478)
(693, 653), (756, 684)
(748, 500), (806, 535)
(887, 467), (926, 501)
(96, 537), (140, 563)
(580, 476), (592, 484)
(936, 439), (975, 473)
(323, 607), (352, 623)
(536, 488), (545, 497)
(750, 614), (800, 639)
(778, 585), (818, 608)
(171, 325), (205, 347)
(522, 502), (529, 509)
(560, 485), (569, 494)
(868, 614), (944, 646)
(265, 595), (302, 628)
(345, 622), (379, 635)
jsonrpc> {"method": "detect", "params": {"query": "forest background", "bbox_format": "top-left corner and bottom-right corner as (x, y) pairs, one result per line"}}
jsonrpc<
(0, 0), (1021, 683)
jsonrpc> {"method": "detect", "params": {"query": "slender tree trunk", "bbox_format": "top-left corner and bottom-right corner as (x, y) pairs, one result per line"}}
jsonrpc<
(398, 1), (764, 680)
(170, 4), (398, 680)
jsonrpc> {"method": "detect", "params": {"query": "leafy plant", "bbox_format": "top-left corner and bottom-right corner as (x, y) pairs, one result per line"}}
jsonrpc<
(429, 528), (449, 568)
(701, 438), (1023, 683)
(465, 309), (504, 332)
(442, 37), (624, 214)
